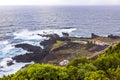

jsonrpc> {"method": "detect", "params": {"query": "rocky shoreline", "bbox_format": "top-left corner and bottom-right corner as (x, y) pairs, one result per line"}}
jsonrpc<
(6, 33), (120, 66)
(11, 33), (71, 64)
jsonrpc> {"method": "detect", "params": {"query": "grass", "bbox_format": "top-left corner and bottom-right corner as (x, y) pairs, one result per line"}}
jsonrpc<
(51, 40), (65, 51)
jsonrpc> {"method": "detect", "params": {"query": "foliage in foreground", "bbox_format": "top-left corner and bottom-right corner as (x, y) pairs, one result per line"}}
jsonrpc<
(1, 42), (120, 80)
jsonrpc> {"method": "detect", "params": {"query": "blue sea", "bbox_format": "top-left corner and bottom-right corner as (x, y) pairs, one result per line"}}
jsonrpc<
(0, 6), (120, 77)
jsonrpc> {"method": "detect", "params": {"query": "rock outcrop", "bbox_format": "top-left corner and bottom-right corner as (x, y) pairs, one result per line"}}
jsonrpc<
(91, 33), (100, 38)
(15, 43), (42, 52)
(12, 49), (48, 63)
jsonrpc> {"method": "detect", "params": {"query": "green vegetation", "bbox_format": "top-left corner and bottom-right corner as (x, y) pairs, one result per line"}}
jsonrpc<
(1, 42), (120, 80)
(51, 40), (65, 51)
(1, 64), (68, 80)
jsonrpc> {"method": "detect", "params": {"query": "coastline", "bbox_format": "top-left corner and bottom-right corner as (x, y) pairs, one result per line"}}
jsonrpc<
(10, 33), (120, 65)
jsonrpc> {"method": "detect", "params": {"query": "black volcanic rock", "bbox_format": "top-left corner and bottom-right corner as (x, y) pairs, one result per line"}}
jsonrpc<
(12, 52), (42, 62)
(7, 61), (14, 66)
(38, 33), (60, 39)
(12, 50), (49, 63)
(40, 34), (60, 48)
(15, 43), (42, 52)
(13, 43), (45, 63)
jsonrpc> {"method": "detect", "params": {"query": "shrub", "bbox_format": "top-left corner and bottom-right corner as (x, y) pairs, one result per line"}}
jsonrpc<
(1, 64), (68, 80)
(94, 54), (120, 71)
(84, 70), (109, 80)
(66, 58), (90, 67)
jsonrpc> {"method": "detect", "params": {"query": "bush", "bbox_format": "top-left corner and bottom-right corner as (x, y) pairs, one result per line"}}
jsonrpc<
(84, 70), (109, 80)
(107, 67), (120, 80)
(66, 58), (96, 80)
(1, 64), (68, 80)
(66, 58), (90, 67)
(105, 42), (120, 55)
(94, 54), (120, 71)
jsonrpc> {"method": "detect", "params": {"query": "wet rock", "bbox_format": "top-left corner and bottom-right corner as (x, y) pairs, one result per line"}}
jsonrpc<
(62, 32), (69, 37)
(0, 66), (3, 68)
(7, 60), (14, 66)
(38, 33), (60, 39)
(15, 43), (42, 52)
(12, 53), (41, 63)
(12, 48), (50, 63)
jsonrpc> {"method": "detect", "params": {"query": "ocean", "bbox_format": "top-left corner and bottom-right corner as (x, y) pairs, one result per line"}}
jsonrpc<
(0, 6), (120, 77)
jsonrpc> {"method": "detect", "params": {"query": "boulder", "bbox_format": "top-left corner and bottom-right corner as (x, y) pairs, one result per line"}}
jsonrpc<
(59, 60), (69, 66)
(7, 60), (14, 66)
(62, 32), (69, 37)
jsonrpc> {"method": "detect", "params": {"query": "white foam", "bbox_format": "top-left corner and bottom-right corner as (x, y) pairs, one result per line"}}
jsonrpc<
(0, 41), (9, 45)
(0, 43), (28, 60)
(0, 40), (9, 50)
(22, 40), (41, 46)
(0, 58), (13, 68)
(0, 62), (34, 77)
(1, 44), (14, 53)
(13, 29), (43, 40)
(13, 28), (76, 40)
